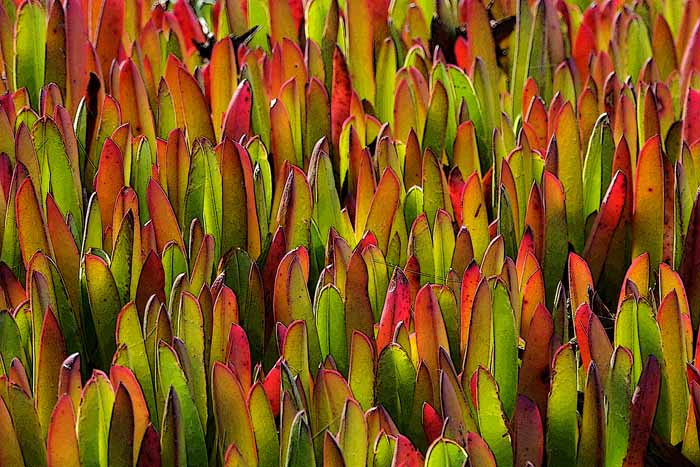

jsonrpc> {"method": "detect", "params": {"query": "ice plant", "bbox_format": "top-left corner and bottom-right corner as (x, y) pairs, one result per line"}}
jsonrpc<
(0, 0), (699, 465)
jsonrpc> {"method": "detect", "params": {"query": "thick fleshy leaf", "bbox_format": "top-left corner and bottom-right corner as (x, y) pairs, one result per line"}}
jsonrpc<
(47, 395), (80, 467)
(606, 347), (633, 467)
(464, 278), (492, 382)
(157, 343), (208, 467)
(36, 308), (67, 438)
(518, 304), (553, 417)
(657, 290), (689, 444)
(108, 384), (135, 467)
(577, 363), (605, 467)
(424, 438), (467, 466)
(364, 168), (401, 254)
(348, 331), (375, 411)
(221, 81), (253, 141)
(315, 284), (348, 375)
(632, 136), (664, 268)
(212, 362), (257, 465)
(513, 395), (544, 467)
(583, 170), (628, 283)
(376, 344), (416, 433)
(331, 47), (351, 152)
(84, 254), (121, 367)
(275, 166), (312, 250)
(14, 0), (47, 108)
(681, 191), (700, 328)
(166, 58), (216, 145)
(471, 366), (513, 467)
(554, 103), (583, 251)
(461, 172), (489, 262)
(575, 303), (613, 388)
(542, 171), (567, 303)
(248, 382), (279, 466)
(174, 293), (208, 430)
(323, 432), (346, 467)
(414, 284), (449, 389)
(16, 178), (52, 264)
(338, 399), (368, 467)
(547, 344), (578, 467)
(285, 411), (316, 466)
(0, 394), (25, 466)
(109, 365), (150, 463)
(623, 356), (661, 466)
(136, 424), (161, 467)
(78, 371), (115, 467)
(148, 179), (184, 253)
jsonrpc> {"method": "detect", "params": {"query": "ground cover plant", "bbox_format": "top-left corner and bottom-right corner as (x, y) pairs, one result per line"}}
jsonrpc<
(0, 0), (699, 465)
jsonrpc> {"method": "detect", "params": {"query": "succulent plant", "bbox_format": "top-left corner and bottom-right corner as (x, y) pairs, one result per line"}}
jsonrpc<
(0, 0), (699, 465)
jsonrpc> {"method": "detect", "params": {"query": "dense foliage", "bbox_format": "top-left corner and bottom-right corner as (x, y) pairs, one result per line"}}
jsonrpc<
(0, 0), (699, 465)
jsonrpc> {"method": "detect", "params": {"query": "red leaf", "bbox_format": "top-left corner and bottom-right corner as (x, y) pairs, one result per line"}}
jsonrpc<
(136, 424), (161, 467)
(518, 304), (553, 417)
(94, 138), (124, 236)
(331, 47), (351, 151)
(262, 359), (282, 418)
(94, 0), (123, 81)
(684, 89), (700, 146)
(173, 0), (205, 51)
(681, 191), (700, 327)
(222, 80), (252, 142)
(583, 170), (628, 283)
(135, 251), (166, 316)
(376, 268), (411, 354)
(226, 323), (252, 392)
(393, 434), (423, 466)
(623, 356), (661, 467)
(513, 395), (544, 467)
(574, 303), (613, 386)
(422, 403), (443, 445)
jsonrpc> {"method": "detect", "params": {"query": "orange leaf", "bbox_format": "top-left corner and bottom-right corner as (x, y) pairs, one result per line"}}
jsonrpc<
(146, 179), (184, 254)
(16, 178), (52, 265)
(47, 395), (80, 467)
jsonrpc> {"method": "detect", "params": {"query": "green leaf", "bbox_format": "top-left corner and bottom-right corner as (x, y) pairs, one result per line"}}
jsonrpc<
(115, 303), (157, 425)
(546, 344), (578, 467)
(315, 284), (348, 375)
(77, 372), (114, 467)
(0, 311), (28, 375)
(202, 143), (223, 259)
(108, 384), (135, 467)
(376, 344), (416, 432)
(491, 280), (518, 418)
(157, 343), (208, 467)
(348, 331), (375, 411)
(473, 367), (513, 467)
(175, 293), (208, 431)
(0, 395), (25, 466)
(33, 118), (82, 235)
(423, 81), (449, 159)
(211, 362), (258, 466)
(337, 399), (367, 467)
(84, 254), (122, 367)
(425, 438), (468, 466)
(13, 0), (46, 108)
(605, 347), (633, 467)
(160, 386), (187, 467)
(582, 114), (614, 221)
(309, 146), (344, 242)
(510, 0), (534, 119)
(249, 382), (279, 466)
(285, 412), (316, 467)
